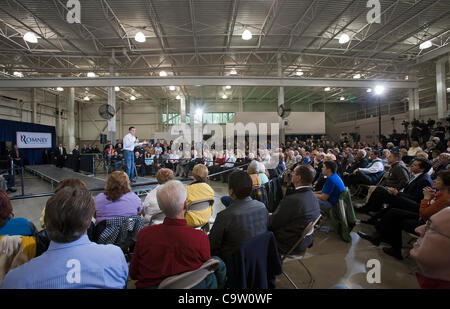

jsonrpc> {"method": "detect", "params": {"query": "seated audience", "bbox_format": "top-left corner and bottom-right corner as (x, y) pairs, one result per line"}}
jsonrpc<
(407, 140), (423, 158)
(430, 153), (450, 180)
(141, 168), (174, 225)
(378, 151), (410, 190)
(40, 178), (89, 229)
(269, 165), (320, 254)
(129, 180), (226, 289)
(94, 171), (142, 224)
(111, 150), (123, 171)
(314, 161), (346, 212)
(1, 186), (128, 289)
(381, 149), (391, 166)
(359, 158), (433, 224)
(257, 162), (269, 186)
(343, 149), (368, 177)
(410, 207), (450, 289)
(345, 150), (384, 186)
(209, 171), (268, 265)
(247, 160), (262, 187)
(185, 164), (215, 228)
(358, 170), (450, 260)
(0, 190), (33, 236)
(134, 151), (146, 177)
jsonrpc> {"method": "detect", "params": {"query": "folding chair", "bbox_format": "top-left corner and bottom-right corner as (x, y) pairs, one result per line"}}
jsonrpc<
(158, 259), (220, 289)
(187, 198), (214, 233)
(280, 214), (321, 289)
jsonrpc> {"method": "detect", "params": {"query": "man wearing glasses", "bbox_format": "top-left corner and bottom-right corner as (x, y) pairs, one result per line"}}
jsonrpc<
(411, 207), (450, 289)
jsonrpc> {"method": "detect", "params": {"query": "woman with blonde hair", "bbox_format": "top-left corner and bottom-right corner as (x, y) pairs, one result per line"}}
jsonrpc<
(94, 171), (142, 224)
(185, 164), (215, 228)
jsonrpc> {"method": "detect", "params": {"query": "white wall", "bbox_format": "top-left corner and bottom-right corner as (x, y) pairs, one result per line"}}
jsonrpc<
(233, 112), (326, 134)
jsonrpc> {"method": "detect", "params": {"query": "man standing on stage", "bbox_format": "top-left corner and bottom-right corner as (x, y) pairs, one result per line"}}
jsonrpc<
(54, 144), (67, 168)
(123, 127), (147, 182)
(72, 145), (81, 173)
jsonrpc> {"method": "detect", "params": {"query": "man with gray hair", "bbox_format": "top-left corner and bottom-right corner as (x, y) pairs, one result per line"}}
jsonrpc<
(129, 180), (226, 288)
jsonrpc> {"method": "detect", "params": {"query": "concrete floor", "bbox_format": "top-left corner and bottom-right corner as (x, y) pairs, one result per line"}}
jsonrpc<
(8, 168), (420, 289)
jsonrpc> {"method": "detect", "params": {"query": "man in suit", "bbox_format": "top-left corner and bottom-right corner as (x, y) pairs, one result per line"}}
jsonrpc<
(269, 164), (320, 254)
(358, 158), (433, 225)
(54, 144), (67, 168)
(9, 144), (24, 168)
(342, 149), (369, 184)
(209, 170), (268, 266)
(72, 145), (81, 173)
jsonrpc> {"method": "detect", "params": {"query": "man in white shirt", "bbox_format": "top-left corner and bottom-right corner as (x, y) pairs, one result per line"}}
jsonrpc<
(346, 150), (385, 186)
(123, 127), (147, 182)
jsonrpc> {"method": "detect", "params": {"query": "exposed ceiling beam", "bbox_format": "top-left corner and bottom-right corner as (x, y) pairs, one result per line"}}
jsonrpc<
(0, 76), (419, 88)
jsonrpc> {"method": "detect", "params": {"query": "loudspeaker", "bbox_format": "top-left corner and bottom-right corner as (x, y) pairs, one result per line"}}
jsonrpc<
(100, 134), (107, 144)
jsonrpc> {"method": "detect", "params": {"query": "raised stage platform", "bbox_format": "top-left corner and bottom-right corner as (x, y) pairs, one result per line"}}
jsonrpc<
(25, 165), (157, 195)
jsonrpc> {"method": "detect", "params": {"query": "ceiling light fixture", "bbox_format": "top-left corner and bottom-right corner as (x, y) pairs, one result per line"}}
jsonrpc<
(296, 70), (304, 76)
(130, 95), (136, 101)
(176, 95), (181, 100)
(159, 71), (167, 77)
(225, 85), (231, 89)
(83, 96), (90, 101)
(366, 88), (372, 93)
(340, 96), (345, 101)
(23, 32), (38, 43)
(324, 87), (331, 92)
(56, 87), (64, 92)
(114, 86), (120, 92)
(169, 86), (176, 91)
(339, 33), (350, 44)
(135, 31), (146, 43)
(375, 85), (385, 95)
(353, 74), (361, 79)
(419, 40), (432, 50)
(13, 71), (23, 78)
(222, 94), (228, 99)
(242, 29), (252, 40)
(87, 72), (96, 78)
(230, 68), (237, 75)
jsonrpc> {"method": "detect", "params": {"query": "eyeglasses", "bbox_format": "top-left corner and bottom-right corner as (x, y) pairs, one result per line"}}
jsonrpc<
(424, 220), (450, 240)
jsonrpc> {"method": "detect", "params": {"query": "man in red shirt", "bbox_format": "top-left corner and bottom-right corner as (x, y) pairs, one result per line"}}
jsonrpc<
(129, 180), (226, 288)
(411, 207), (450, 289)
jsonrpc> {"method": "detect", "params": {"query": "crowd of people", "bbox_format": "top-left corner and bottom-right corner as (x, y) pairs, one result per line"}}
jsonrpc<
(0, 119), (449, 289)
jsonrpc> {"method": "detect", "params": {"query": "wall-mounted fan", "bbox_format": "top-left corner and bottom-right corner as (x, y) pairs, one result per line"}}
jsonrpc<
(277, 104), (291, 118)
(98, 104), (116, 120)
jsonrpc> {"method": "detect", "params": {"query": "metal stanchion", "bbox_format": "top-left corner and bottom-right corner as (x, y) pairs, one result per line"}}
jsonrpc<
(21, 165), (24, 196)
(92, 155), (95, 177)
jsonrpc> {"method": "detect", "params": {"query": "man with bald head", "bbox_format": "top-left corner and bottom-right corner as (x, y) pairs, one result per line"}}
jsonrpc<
(411, 207), (450, 289)
(129, 180), (225, 289)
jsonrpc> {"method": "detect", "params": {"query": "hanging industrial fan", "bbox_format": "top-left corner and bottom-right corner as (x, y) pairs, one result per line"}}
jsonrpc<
(277, 104), (291, 118)
(98, 104), (116, 120)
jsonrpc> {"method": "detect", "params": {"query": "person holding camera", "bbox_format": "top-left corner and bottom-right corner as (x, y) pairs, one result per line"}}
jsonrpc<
(433, 122), (446, 144)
